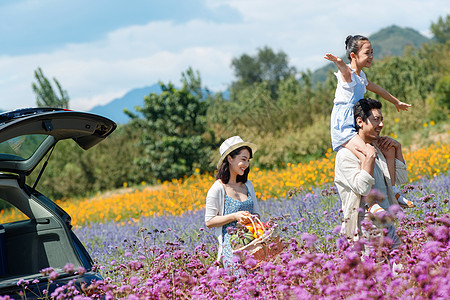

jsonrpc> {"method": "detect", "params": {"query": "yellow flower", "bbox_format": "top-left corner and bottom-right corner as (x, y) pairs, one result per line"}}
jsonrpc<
(430, 120), (435, 126)
(1, 143), (448, 226)
(423, 123), (428, 127)
(394, 118), (399, 123)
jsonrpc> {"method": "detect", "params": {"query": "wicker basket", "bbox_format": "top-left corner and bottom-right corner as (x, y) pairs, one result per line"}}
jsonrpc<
(232, 216), (285, 265)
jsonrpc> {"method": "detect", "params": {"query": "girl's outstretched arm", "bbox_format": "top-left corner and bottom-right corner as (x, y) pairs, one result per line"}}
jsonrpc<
(367, 80), (411, 111)
(324, 53), (352, 82)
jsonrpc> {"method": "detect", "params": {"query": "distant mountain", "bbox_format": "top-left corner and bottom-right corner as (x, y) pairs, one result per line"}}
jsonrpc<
(311, 25), (431, 83)
(89, 25), (431, 124)
(88, 83), (219, 124)
(89, 84), (162, 124)
(370, 25), (429, 57)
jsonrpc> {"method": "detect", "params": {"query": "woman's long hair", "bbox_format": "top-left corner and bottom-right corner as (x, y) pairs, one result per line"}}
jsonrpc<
(216, 146), (253, 184)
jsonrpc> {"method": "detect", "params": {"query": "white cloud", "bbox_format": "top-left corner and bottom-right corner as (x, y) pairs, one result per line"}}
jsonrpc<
(0, 0), (448, 112)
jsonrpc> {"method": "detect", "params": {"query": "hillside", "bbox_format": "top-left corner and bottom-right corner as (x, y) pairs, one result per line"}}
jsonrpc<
(87, 25), (431, 123)
(311, 25), (430, 83)
(370, 25), (429, 57)
(89, 84), (162, 124)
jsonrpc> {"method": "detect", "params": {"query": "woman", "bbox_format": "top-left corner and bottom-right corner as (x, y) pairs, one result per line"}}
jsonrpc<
(205, 136), (260, 270)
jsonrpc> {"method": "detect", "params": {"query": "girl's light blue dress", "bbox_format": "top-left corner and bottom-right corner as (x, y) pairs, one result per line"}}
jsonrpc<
(221, 186), (253, 272)
(330, 66), (368, 151)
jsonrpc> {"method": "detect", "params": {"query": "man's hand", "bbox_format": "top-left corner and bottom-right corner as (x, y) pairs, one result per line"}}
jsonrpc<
(355, 143), (377, 176)
(355, 143), (377, 159)
(377, 136), (401, 153)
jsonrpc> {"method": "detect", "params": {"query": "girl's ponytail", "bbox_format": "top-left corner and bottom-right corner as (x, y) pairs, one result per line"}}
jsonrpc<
(345, 35), (369, 60)
(345, 35), (353, 49)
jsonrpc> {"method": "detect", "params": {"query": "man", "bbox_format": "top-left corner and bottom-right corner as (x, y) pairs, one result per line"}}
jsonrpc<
(334, 98), (406, 246)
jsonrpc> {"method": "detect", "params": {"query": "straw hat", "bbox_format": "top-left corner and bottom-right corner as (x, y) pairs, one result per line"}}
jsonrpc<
(217, 136), (257, 169)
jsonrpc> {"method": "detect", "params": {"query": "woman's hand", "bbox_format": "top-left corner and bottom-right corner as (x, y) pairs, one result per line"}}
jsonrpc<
(205, 211), (252, 228)
(234, 211), (251, 224)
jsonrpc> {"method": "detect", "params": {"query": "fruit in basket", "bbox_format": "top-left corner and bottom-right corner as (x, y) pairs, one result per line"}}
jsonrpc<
(245, 221), (266, 238)
(242, 232), (255, 245)
(230, 233), (239, 246)
(255, 223), (265, 231)
(230, 231), (255, 248)
(246, 224), (255, 234)
(256, 228), (264, 237)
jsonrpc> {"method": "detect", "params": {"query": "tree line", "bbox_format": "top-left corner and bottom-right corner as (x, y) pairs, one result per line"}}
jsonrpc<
(29, 16), (450, 200)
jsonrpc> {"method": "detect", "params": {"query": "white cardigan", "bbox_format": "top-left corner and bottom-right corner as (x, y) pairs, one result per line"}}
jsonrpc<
(205, 180), (261, 261)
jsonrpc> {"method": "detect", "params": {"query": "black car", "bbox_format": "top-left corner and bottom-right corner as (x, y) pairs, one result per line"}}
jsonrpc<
(0, 108), (116, 298)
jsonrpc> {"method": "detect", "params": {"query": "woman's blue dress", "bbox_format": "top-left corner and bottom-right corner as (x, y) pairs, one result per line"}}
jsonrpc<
(221, 186), (254, 271)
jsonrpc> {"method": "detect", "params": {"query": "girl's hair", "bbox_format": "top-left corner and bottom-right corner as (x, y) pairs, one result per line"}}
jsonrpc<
(345, 35), (370, 60)
(216, 146), (253, 184)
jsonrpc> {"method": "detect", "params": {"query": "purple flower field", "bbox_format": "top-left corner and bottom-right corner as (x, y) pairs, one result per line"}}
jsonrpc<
(60, 173), (450, 299)
(4, 174), (449, 299)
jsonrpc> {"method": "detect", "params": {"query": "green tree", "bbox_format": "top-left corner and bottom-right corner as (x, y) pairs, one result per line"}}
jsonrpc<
(431, 15), (450, 43)
(127, 68), (214, 182)
(230, 46), (297, 97)
(32, 67), (70, 108)
(435, 75), (450, 110)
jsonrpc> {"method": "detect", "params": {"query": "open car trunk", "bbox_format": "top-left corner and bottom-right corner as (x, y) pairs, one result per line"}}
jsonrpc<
(0, 108), (116, 297)
(0, 175), (102, 295)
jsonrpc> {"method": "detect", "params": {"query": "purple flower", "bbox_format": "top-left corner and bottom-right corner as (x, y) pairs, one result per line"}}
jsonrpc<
(336, 236), (349, 250)
(366, 189), (385, 204)
(76, 267), (86, 275)
(388, 204), (401, 215)
(420, 194), (435, 203)
(402, 184), (415, 193)
(119, 284), (131, 293)
(332, 225), (342, 234)
(243, 256), (257, 269)
(129, 276), (139, 287)
(63, 263), (75, 273)
(49, 271), (59, 281)
(16, 279), (24, 286)
(69, 171), (450, 299)
(40, 267), (54, 276)
(301, 233), (317, 248)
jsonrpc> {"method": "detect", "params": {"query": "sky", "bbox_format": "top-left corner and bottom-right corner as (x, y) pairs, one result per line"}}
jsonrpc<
(0, 0), (448, 112)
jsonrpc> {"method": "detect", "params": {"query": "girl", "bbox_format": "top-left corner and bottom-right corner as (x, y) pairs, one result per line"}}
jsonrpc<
(325, 35), (413, 208)
(205, 136), (261, 272)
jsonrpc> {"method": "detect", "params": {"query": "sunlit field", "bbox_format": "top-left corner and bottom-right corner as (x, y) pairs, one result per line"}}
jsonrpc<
(2, 143), (447, 226)
(69, 172), (450, 299)
(2, 142), (450, 299)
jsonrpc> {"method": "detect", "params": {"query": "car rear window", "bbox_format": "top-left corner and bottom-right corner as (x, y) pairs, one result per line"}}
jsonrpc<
(0, 135), (48, 161)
